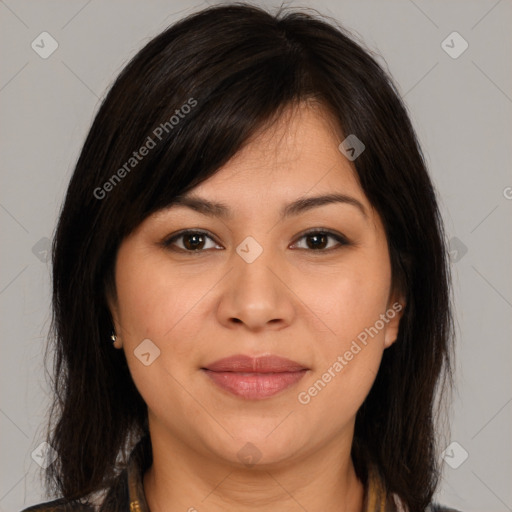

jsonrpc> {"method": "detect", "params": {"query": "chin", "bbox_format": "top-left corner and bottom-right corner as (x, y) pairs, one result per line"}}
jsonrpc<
(219, 430), (307, 468)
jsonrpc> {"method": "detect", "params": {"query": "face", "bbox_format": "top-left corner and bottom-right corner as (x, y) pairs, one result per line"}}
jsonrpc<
(109, 101), (404, 469)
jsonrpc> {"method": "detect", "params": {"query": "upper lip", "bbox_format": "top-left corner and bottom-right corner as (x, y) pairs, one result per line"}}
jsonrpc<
(202, 354), (308, 373)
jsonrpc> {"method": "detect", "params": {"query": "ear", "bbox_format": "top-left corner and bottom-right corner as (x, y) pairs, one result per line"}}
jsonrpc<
(383, 294), (406, 349)
(106, 285), (123, 350)
(112, 332), (123, 350)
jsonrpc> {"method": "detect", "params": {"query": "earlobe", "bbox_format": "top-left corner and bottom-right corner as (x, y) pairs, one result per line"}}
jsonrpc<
(384, 298), (406, 348)
(111, 333), (123, 349)
(105, 287), (123, 349)
(109, 315), (124, 349)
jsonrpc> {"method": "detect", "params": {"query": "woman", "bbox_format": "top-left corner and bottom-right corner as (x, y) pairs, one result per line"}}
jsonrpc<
(23, 3), (459, 511)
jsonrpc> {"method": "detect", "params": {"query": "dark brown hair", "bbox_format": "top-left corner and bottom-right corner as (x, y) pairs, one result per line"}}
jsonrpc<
(46, 3), (454, 510)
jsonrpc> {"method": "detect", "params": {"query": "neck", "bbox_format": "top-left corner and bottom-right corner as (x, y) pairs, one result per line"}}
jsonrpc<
(143, 424), (365, 512)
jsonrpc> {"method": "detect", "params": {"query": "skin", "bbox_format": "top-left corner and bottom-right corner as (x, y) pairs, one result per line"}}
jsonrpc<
(109, 101), (405, 512)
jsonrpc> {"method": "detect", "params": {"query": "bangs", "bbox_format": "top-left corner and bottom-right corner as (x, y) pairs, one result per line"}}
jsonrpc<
(94, 13), (313, 240)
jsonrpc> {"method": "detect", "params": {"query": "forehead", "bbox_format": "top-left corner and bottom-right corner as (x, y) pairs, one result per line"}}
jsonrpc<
(189, 102), (364, 203)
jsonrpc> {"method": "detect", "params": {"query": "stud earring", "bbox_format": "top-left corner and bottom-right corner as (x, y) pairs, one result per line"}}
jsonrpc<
(110, 333), (117, 343)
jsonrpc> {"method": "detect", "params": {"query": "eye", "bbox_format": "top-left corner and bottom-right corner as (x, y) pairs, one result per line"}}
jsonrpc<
(291, 229), (349, 252)
(162, 228), (350, 254)
(162, 230), (222, 252)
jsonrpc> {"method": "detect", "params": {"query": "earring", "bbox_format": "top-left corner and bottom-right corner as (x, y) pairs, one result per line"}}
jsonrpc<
(110, 333), (117, 343)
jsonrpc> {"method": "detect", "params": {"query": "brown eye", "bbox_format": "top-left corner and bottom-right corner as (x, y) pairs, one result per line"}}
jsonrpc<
(163, 230), (221, 252)
(163, 228), (349, 254)
(291, 230), (349, 252)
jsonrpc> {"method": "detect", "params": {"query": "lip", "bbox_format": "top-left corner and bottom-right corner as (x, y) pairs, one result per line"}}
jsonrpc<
(201, 354), (309, 400)
(203, 354), (308, 373)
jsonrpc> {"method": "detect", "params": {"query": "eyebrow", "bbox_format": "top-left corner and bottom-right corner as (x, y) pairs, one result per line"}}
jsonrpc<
(168, 192), (368, 221)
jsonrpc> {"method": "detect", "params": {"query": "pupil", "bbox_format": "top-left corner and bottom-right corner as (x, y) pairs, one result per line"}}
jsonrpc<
(186, 234), (203, 250)
(308, 233), (327, 249)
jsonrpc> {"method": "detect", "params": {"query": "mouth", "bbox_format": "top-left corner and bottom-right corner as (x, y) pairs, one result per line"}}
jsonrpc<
(201, 354), (309, 400)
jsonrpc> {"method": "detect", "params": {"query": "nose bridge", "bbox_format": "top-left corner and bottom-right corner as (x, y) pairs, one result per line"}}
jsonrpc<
(233, 233), (280, 298)
(219, 233), (293, 328)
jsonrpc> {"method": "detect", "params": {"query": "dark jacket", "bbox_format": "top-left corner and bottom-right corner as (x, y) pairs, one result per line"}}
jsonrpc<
(21, 437), (461, 512)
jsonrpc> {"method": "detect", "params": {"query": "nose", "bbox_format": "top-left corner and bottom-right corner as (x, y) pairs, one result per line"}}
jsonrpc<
(216, 242), (295, 332)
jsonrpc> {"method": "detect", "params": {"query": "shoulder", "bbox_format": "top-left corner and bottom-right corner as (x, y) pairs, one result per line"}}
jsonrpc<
(20, 498), (94, 511)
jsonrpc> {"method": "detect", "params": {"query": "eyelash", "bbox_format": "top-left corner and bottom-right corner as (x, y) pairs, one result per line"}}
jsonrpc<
(162, 228), (350, 254)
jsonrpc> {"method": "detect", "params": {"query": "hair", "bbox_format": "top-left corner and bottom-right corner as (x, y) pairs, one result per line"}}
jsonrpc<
(45, 2), (454, 510)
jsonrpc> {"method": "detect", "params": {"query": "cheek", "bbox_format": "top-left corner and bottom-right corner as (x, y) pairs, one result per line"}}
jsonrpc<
(297, 347), (381, 435)
(114, 247), (204, 341)
(112, 248), (199, 414)
(113, 246), (220, 392)
(295, 269), (390, 423)
(293, 250), (391, 409)
(295, 253), (392, 346)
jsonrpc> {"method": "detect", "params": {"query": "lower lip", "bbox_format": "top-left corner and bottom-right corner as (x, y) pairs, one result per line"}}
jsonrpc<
(202, 369), (307, 399)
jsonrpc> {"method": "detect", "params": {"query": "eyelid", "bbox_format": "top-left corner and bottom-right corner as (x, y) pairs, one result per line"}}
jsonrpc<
(290, 228), (350, 253)
(162, 227), (350, 253)
(161, 229), (221, 251)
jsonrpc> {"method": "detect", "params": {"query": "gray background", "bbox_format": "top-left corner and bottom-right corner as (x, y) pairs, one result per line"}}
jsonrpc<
(1, 0), (511, 510)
